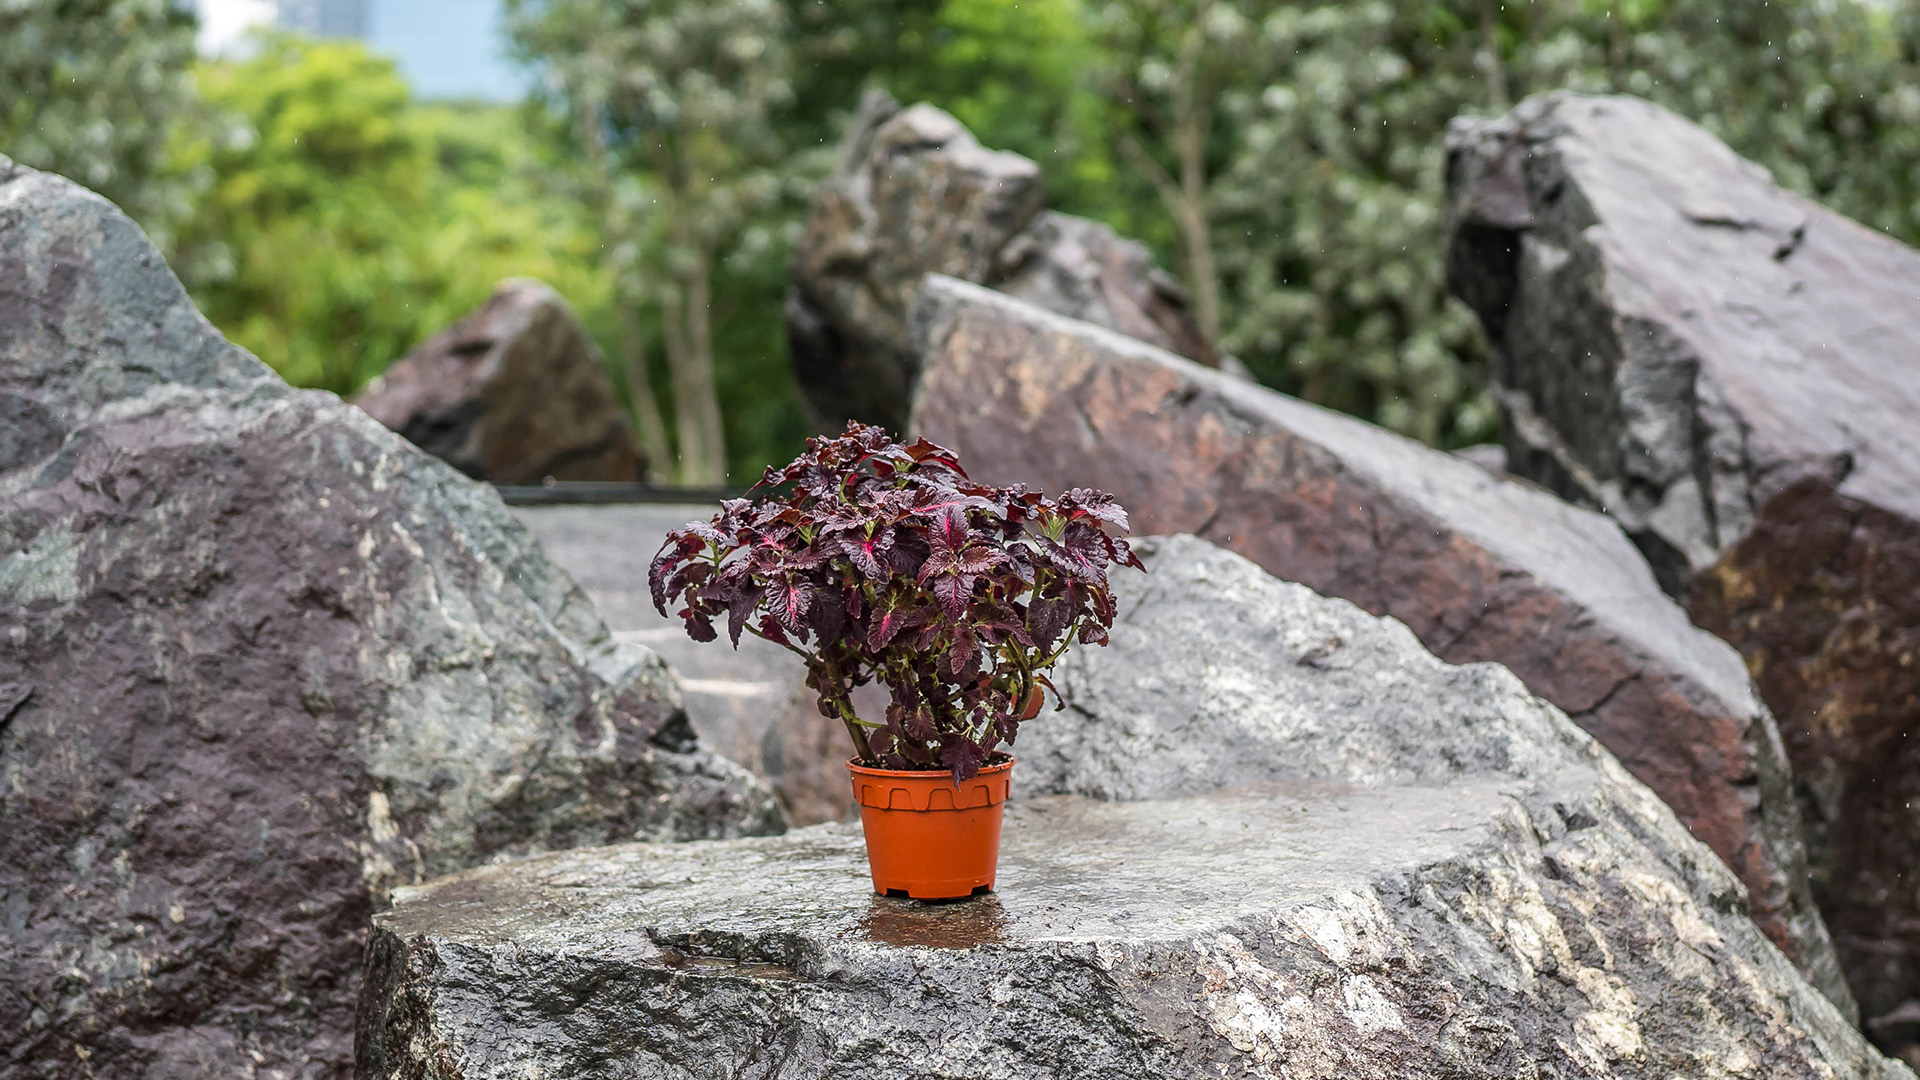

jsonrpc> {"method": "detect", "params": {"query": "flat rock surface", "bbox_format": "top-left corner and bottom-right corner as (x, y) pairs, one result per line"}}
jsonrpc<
(908, 275), (1847, 1012)
(1445, 92), (1920, 1047)
(373, 784), (1511, 956)
(0, 158), (778, 1080)
(358, 536), (1905, 1080)
(514, 504), (863, 825)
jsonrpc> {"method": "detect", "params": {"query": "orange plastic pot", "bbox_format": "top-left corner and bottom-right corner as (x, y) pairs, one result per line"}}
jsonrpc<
(847, 757), (1014, 900)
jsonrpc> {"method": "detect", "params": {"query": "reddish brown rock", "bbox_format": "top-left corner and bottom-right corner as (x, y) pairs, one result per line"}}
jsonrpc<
(1443, 92), (1920, 1048)
(908, 274), (1854, 1019)
(0, 159), (778, 1079)
(788, 90), (1206, 433)
(352, 278), (644, 484)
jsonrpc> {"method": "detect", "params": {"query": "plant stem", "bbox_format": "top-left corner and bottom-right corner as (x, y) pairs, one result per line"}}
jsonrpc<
(821, 651), (878, 766)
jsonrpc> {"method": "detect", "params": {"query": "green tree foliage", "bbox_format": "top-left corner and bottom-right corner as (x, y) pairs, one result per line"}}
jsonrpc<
(1214, 2), (1500, 445)
(1090, 0), (1267, 363)
(170, 36), (606, 396)
(509, 0), (802, 486)
(789, 0), (1143, 261)
(20, 0), (1920, 477)
(1212, 0), (1920, 448)
(0, 0), (199, 243)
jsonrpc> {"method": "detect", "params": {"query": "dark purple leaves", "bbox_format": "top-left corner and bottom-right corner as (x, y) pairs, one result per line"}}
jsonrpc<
(807, 586), (846, 646)
(1041, 522), (1114, 587)
(930, 573), (975, 621)
(649, 533), (707, 615)
(837, 527), (895, 579)
(1060, 487), (1130, 530)
(769, 577), (811, 636)
(1027, 590), (1076, 651)
(868, 600), (911, 650)
(644, 421), (1143, 782)
(725, 583), (763, 647)
(940, 738), (989, 782)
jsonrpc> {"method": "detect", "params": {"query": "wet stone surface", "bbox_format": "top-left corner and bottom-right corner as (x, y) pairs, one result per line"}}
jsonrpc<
(370, 784), (1505, 955)
(357, 537), (1907, 1080)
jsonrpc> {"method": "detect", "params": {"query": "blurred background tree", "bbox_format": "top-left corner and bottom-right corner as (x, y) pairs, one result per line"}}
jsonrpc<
(0, 0), (199, 246)
(1091, 0), (1265, 365)
(4, 0), (1919, 475)
(1213, 0), (1920, 447)
(509, 0), (800, 486)
(167, 35), (608, 394)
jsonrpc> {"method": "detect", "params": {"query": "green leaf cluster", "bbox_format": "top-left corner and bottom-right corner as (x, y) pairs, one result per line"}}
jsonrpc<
(167, 36), (608, 396)
(507, 0), (810, 485)
(1101, 0), (1920, 447)
(0, 0), (199, 244)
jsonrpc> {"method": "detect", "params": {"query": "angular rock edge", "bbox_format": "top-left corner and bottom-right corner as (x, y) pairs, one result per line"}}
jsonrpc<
(1444, 91), (1920, 1045)
(786, 88), (1208, 433)
(906, 273), (1853, 1018)
(351, 277), (646, 484)
(0, 156), (781, 1079)
(356, 536), (1910, 1080)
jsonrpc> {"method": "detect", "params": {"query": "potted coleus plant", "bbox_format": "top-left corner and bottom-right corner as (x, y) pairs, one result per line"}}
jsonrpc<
(649, 422), (1142, 899)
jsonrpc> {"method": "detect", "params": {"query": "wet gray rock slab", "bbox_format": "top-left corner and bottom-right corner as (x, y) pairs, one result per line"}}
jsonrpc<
(513, 504), (866, 827)
(1445, 92), (1920, 1048)
(0, 158), (780, 1080)
(358, 536), (1907, 1080)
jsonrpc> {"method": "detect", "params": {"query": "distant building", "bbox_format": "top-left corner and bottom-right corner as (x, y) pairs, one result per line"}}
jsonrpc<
(196, 0), (528, 101)
(195, 0), (276, 56)
(275, 0), (368, 38)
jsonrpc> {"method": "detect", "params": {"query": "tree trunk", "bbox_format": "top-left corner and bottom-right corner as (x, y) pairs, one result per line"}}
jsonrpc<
(1166, 0), (1222, 364)
(1481, 0), (1511, 110)
(658, 281), (696, 485)
(616, 300), (672, 476)
(678, 246), (727, 486)
(649, 141), (731, 488)
(1176, 112), (1221, 360)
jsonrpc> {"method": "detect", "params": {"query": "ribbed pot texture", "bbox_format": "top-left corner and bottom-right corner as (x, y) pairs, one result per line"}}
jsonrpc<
(846, 757), (1014, 899)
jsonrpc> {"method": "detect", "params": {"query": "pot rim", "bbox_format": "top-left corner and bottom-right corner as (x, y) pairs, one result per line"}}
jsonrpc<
(845, 755), (1015, 780)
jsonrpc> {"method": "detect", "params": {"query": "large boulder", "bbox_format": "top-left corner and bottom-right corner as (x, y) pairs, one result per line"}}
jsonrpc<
(787, 90), (1207, 433)
(907, 274), (1853, 1017)
(514, 503), (870, 826)
(356, 536), (1910, 1080)
(1443, 91), (1920, 1050)
(0, 158), (781, 1079)
(351, 278), (646, 484)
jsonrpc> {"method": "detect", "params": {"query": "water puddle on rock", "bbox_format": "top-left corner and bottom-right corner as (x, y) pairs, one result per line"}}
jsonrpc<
(852, 894), (1011, 949)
